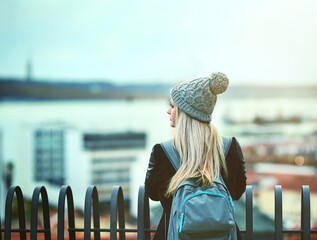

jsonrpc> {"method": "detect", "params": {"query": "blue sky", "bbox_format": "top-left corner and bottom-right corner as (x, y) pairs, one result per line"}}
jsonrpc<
(0, 0), (316, 85)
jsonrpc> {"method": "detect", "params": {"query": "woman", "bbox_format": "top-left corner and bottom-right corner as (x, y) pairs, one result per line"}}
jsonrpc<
(145, 72), (247, 239)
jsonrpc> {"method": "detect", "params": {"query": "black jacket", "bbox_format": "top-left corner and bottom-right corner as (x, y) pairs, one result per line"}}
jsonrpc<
(145, 137), (247, 240)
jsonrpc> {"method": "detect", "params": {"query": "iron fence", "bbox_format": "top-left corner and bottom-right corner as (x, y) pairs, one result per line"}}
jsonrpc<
(0, 185), (316, 240)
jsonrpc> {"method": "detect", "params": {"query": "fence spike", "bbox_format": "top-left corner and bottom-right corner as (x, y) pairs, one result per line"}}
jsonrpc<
(4, 186), (26, 240)
(110, 186), (126, 240)
(245, 185), (253, 240)
(30, 186), (51, 240)
(84, 186), (100, 240)
(137, 185), (150, 240)
(301, 185), (311, 240)
(57, 185), (76, 240)
(275, 185), (283, 240)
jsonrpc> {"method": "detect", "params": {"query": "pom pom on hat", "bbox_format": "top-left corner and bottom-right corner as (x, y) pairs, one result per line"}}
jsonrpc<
(209, 72), (229, 95)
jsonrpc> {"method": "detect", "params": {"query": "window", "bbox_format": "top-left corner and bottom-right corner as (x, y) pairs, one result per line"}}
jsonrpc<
(83, 132), (146, 150)
(34, 129), (65, 185)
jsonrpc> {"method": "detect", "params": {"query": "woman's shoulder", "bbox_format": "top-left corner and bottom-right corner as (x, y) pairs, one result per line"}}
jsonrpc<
(150, 143), (167, 160)
(151, 140), (174, 154)
(225, 136), (244, 160)
(151, 143), (164, 153)
(150, 142), (175, 174)
(226, 136), (245, 164)
(227, 137), (242, 150)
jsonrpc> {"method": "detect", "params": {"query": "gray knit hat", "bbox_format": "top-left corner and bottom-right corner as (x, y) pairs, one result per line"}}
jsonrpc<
(171, 72), (229, 122)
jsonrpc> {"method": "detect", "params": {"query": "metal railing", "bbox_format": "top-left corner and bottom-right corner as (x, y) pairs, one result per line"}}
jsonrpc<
(0, 185), (316, 240)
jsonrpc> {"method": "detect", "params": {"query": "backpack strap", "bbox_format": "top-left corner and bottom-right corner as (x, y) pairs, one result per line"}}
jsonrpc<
(160, 136), (232, 172)
(160, 139), (180, 171)
(222, 136), (232, 157)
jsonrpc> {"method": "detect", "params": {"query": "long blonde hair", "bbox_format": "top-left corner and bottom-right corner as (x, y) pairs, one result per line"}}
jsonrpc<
(166, 108), (228, 197)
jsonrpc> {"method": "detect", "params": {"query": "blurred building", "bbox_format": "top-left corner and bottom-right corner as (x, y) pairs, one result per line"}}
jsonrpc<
(247, 163), (317, 230)
(0, 123), (147, 212)
(0, 98), (171, 218)
(82, 132), (146, 204)
(243, 137), (317, 166)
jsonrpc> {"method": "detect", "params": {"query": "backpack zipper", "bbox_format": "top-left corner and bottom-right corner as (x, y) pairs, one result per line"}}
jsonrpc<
(179, 191), (234, 233)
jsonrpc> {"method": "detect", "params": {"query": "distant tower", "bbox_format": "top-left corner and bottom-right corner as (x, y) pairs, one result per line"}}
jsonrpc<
(26, 59), (32, 82)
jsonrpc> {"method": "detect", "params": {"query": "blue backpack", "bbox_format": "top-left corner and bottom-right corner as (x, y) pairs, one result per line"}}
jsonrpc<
(161, 137), (237, 240)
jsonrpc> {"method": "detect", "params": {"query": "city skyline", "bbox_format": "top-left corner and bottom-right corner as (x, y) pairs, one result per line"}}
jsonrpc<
(1, 0), (317, 86)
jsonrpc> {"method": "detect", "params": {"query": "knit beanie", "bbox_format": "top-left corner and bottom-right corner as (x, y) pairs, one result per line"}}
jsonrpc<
(171, 72), (229, 123)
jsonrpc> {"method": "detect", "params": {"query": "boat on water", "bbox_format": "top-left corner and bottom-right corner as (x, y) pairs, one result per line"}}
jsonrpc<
(253, 116), (302, 125)
(223, 115), (302, 125)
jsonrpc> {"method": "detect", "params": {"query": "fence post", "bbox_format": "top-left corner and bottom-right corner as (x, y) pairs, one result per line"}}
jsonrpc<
(275, 185), (283, 240)
(84, 186), (100, 240)
(57, 186), (76, 240)
(110, 186), (126, 240)
(4, 186), (26, 240)
(301, 185), (310, 240)
(137, 186), (150, 240)
(245, 185), (253, 240)
(30, 186), (51, 240)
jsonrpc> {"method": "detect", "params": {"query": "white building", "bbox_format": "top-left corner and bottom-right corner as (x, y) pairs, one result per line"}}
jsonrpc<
(0, 99), (171, 217)
(0, 122), (158, 213)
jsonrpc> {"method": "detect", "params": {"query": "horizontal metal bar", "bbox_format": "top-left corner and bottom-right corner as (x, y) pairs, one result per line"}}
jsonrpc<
(68, 228), (110, 232)
(0, 229), (50, 233)
(283, 230), (303, 233)
(283, 229), (317, 234)
(1, 228), (316, 234)
(69, 228), (317, 234)
(239, 229), (317, 234)
(67, 228), (156, 233)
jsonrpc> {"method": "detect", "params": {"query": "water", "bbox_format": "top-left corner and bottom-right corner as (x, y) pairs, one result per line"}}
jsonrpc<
(215, 97), (317, 144)
(1, 97), (316, 158)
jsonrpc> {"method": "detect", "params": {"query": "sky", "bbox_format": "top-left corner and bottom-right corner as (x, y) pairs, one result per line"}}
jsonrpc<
(0, 0), (317, 85)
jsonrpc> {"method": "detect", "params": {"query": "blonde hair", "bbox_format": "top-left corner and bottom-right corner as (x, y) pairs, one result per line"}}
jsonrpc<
(166, 108), (228, 197)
